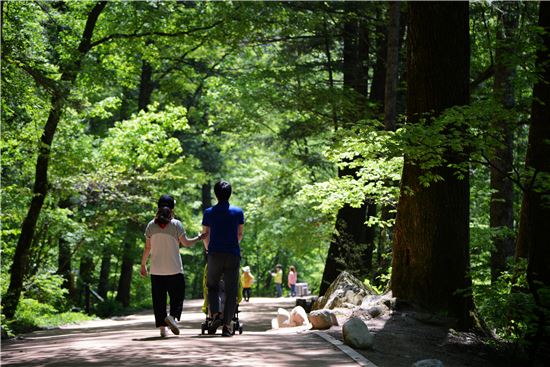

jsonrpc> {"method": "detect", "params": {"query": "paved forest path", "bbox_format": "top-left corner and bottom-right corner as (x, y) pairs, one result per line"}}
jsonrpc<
(1, 297), (372, 367)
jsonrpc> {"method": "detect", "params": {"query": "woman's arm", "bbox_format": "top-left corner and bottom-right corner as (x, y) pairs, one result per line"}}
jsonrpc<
(140, 237), (152, 277)
(179, 232), (206, 248)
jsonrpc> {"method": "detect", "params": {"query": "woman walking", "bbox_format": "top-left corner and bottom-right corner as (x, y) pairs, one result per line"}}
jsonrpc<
(140, 194), (205, 337)
(288, 265), (297, 297)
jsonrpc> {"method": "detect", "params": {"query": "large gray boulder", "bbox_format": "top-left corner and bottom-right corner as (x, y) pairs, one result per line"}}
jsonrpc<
(342, 316), (374, 349)
(308, 309), (338, 330)
(313, 271), (377, 310)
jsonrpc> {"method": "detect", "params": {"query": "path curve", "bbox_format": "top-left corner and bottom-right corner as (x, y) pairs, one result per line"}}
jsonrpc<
(1, 297), (366, 367)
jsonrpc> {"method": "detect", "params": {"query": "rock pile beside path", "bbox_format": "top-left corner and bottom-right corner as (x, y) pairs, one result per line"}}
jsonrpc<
(272, 271), (397, 352)
(313, 271), (378, 310)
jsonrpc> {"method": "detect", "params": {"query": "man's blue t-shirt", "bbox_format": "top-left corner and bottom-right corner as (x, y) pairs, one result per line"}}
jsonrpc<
(202, 201), (244, 257)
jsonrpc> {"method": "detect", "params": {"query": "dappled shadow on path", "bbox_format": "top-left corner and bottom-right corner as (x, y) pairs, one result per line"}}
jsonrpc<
(2, 298), (358, 367)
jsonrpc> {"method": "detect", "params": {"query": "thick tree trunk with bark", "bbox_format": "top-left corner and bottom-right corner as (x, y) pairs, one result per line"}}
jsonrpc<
(78, 254), (94, 305)
(391, 2), (473, 329)
(1, 2), (107, 319)
(370, 7), (387, 108)
(97, 246), (112, 299)
(115, 240), (134, 307)
(490, 2), (517, 282)
(516, 0), (550, 306)
(138, 58), (154, 112)
(384, 1), (400, 133)
(320, 3), (373, 295)
(377, 1), (401, 267)
(201, 181), (212, 212)
(515, 4), (550, 358)
(58, 237), (77, 302)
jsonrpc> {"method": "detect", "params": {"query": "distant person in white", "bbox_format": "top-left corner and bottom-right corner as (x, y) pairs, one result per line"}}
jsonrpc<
(140, 194), (205, 337)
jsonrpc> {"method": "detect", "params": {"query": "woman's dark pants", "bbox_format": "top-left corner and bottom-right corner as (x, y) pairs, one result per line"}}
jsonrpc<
(151, 273), (185, 327)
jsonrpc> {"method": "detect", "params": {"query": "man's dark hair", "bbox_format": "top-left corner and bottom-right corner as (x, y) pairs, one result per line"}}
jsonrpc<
(214, 181), (232, 201)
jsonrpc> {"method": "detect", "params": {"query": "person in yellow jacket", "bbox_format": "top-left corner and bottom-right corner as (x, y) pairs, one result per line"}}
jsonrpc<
(241, 266), (254, 302)
(270, 264), (283, 297)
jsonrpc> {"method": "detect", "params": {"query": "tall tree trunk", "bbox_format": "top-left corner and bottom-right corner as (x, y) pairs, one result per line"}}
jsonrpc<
(78, 254), (94, 305)
(115, 51), (157, 307)
(378, 1), (401, 267)
(201, 181), (212, 212)
(490, 1), (518, 282)
(384, 1), (400, 133)
(115, 239), (134, 307)
(116, 221), (140, 308)
(58, 237), (77, 302)
(516, 2), (550, 352)
(97, 246), (111, 299)
(320, 3), (372, 295)
(138, 58), (154, 112)
(370, 6), (387, 109)
(391, 2), (473, 329)
(2, 2), (107, 319)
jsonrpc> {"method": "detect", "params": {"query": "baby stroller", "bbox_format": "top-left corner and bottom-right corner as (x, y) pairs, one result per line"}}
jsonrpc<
(200, 264), (244, 335)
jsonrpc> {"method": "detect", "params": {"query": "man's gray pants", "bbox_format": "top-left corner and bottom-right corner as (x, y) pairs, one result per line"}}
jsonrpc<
(207, 252), (240, 326)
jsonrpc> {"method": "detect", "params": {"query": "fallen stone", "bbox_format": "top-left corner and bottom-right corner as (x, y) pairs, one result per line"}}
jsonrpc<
(412, 359), (445, 367)
(342, 316), (374, 350)
(313, 271), (377, 311)
(367, 305), (388, 318)
(309, 309), (337, 330)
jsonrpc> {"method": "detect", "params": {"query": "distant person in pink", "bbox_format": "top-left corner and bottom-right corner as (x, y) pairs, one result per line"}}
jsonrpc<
(287, 265), (297, 297)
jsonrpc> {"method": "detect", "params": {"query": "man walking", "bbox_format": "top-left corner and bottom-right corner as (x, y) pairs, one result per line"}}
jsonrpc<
(202, 181), (244, 337)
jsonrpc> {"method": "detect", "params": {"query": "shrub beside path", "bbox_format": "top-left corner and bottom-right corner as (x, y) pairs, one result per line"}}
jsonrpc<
(1, 297), (369, 367)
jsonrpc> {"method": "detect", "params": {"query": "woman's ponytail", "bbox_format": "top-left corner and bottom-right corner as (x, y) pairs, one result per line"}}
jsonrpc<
(155, 206), (173, 225)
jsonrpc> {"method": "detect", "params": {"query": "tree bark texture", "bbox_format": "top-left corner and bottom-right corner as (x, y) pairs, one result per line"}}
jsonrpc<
(58, 237), (77, 302)
(516, 0), (550, 295)
(201, 181), (212, 212)
(78, 254), (94, 305)
(320, 3), (374, 296)
(377, 2), (401, 267)
(2, 1), (107, 318)
(384, 1), (400, 132)
(115, 240), (134, 307)
(138, 59), (154, 112)
(391, 2), (473, 329)
(370, 6), (387, 108)
(342, 1), (369, 111)
(97, 246), (112, 299)
(490, 1), (517, 282)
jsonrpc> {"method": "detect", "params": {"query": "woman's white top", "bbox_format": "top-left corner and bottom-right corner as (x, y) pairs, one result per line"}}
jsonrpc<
(144, 219), (185, 275)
